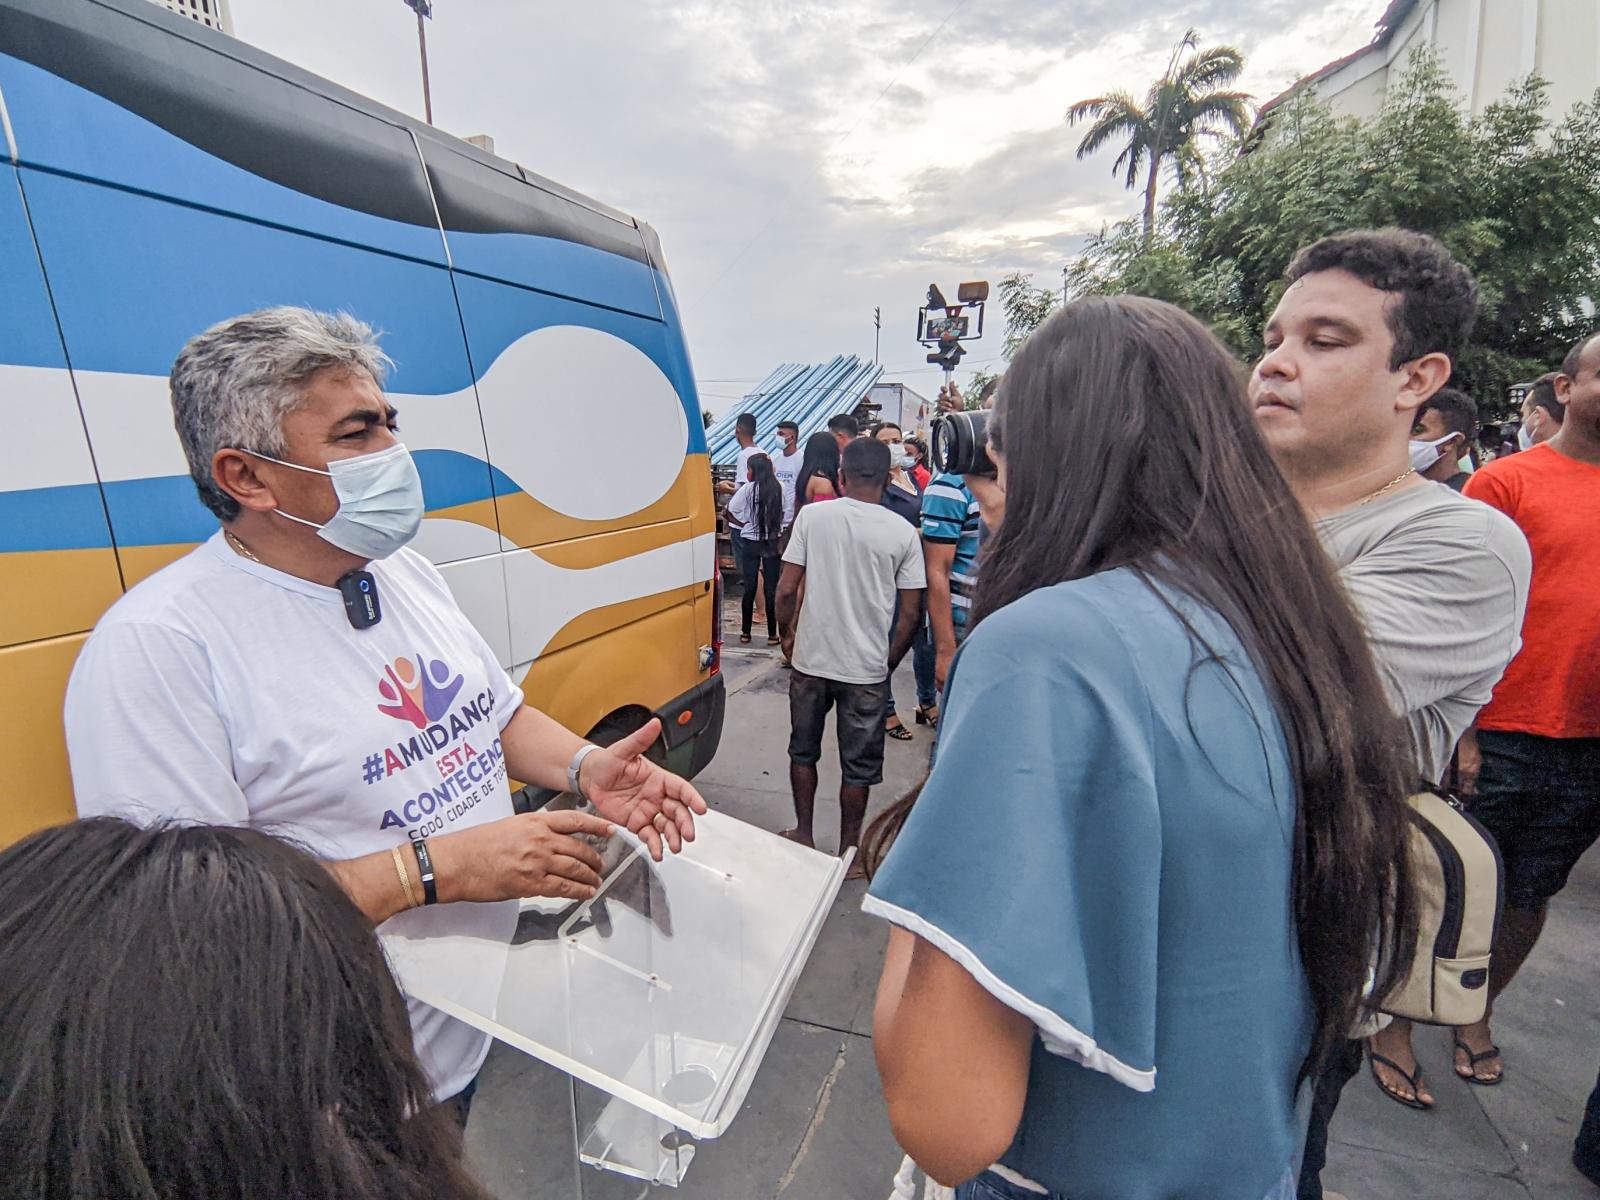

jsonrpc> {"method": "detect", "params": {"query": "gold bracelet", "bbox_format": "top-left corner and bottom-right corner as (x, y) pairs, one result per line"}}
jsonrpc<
(392, 845), (420, 909)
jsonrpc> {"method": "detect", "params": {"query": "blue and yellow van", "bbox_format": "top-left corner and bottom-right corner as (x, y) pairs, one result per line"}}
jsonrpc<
(0, 0), (724, 847)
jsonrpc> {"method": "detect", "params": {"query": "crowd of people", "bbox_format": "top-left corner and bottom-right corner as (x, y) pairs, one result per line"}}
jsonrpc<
(737, 228), (1598, 1198)
(2, 226), (1597, 1200)
(721, 377), (1001, 875)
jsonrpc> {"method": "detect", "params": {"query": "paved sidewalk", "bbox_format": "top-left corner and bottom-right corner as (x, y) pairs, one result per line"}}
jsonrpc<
(465, 642), (1600, 1199)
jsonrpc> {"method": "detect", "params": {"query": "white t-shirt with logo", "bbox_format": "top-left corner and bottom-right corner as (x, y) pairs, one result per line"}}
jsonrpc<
(65, 532), (524, 1100)
(782, 497), (926, 684)
(771, 445), (803, 527)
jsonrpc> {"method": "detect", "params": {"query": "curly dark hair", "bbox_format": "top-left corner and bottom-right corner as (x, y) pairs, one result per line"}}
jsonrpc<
(1284, 228), (1478, 369)
(1418, 386), (1479, 440)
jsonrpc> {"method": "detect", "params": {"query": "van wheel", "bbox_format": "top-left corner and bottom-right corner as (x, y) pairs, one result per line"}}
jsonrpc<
(510, 708), (665, 815)
(587, 708), (667, 767)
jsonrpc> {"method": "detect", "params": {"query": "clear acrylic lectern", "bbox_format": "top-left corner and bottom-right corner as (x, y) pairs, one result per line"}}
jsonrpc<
(381, 810), (848, 1193)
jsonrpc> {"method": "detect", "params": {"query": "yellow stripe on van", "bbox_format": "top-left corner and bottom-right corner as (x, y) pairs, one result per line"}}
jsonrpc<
(520, 584), (711, 741)
(533, 518), (695, 570)
(0, 632), (88, 847)
(497, 454), (713, 548)
(0, 549), (124, 648)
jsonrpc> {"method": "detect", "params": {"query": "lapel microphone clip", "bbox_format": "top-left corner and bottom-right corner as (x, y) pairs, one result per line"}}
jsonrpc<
(338, 569), (382, 629)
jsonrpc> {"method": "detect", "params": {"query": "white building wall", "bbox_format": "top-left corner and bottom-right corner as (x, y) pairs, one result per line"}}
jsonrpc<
(1307, 0), (1599, 122)
(1476, 0), (1530, 108)
(146, 0), (233, 34)
(1539, 0), (1600, 119)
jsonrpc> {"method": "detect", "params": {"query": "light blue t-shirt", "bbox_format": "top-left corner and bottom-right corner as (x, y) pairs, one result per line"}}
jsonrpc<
(864, 567), (1313, 1200)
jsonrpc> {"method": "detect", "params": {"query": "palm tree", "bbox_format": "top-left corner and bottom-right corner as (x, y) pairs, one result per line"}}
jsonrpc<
(1067, 30), (1252, 242)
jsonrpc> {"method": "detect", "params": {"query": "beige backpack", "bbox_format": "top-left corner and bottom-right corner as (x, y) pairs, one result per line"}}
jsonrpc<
(1379, 790), (1504, 1026)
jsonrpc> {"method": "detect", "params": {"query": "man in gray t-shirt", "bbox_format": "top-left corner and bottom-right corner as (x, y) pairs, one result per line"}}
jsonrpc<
(1316, 485), (1529, 782)
(776, 439), (926, 876)
(1250, 230), (1529, 1199)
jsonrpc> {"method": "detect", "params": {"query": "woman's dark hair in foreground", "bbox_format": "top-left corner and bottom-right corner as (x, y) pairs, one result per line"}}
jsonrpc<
(0, 818), (493, 1200)
(793, 430), (840, 513)
(864, 295), (1419, 1077)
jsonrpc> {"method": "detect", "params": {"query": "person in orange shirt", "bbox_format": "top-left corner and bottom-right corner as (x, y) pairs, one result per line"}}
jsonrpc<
(1456, 329), (1600, 1093)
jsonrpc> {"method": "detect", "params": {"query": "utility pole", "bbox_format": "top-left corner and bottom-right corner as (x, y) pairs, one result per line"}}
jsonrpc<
(873, 306), (881, 364)
(404, 0), (434, 124)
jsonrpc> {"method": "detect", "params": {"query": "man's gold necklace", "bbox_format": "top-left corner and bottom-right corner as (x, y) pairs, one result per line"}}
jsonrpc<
(224, 528), (262, 563)
(1358, 468), (1415, 507)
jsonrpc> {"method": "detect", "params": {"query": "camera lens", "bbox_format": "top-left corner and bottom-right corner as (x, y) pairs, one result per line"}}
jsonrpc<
(931, 410), (994, 476)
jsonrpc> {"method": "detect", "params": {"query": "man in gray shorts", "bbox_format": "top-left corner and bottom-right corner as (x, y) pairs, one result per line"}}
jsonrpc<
(776, 438), (925, 877)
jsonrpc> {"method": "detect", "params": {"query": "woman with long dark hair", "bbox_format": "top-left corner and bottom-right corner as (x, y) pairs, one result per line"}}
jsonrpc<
(0, 818), (495, 1200)
(727, 451), (785, 644)
(862, 296), (1418, 1199)
(793, 431), (840, 515)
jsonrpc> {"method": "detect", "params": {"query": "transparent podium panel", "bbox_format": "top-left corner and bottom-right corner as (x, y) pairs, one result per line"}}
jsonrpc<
(381, 810), (848, 1189)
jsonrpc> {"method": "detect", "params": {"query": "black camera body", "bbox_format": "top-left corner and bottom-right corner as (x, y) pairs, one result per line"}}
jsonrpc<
(930, 410), (995, 477)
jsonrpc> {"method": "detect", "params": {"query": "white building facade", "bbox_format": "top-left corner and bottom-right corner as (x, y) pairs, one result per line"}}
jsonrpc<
(146, 0), (232, 35)
(1272, 0), (1600, 122)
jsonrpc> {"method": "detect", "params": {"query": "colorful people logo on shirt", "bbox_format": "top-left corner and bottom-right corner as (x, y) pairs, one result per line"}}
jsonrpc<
(376, 653), (465, 729)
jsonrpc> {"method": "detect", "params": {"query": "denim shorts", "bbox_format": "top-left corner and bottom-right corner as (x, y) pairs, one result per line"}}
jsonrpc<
(1466, 730), (1600, 909)
(787, 669), (887, 787)
(955, 1164), (1297, 1200)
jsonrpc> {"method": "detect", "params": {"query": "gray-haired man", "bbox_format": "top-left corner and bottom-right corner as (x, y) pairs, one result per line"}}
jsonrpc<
(64, 308), (706, 1115)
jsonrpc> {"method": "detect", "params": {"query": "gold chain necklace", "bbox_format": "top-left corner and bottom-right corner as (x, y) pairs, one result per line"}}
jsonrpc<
(1358, 468), (1415, 507)
(224, 528), (262, 563)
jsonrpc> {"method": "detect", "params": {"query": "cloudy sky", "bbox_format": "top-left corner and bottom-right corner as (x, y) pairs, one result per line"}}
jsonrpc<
(234, 0), (1386, 412)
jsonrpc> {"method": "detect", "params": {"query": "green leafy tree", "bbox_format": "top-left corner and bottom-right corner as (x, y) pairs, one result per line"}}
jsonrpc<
(1067, 29), (1252, 243)
(1057, 47), (1600, 413)
(963, 368), (1000, 408)
(996, 272), (1060, 356)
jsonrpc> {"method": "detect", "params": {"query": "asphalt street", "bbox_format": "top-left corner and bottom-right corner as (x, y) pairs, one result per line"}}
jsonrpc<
(464, 627), (1600, 1200)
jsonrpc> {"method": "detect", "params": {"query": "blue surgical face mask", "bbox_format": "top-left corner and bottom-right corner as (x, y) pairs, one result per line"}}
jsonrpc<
(243, 442), (425, 560)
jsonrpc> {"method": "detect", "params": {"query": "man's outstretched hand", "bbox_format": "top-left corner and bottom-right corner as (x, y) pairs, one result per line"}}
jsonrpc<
(582, 718), (709, 860)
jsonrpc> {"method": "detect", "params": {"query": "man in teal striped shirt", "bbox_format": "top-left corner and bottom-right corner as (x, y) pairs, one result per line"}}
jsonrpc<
(923, 377), (998, 690)
(921, 471), (981, 689)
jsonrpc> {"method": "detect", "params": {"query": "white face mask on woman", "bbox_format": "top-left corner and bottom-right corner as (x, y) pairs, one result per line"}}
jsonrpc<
(242, 442), (425, 560)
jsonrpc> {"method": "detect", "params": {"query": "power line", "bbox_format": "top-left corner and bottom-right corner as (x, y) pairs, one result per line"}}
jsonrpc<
(876, 352), (1005, 375)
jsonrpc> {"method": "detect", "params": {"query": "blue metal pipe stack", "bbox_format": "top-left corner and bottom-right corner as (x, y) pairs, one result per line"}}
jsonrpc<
(705, 355), (884, 465)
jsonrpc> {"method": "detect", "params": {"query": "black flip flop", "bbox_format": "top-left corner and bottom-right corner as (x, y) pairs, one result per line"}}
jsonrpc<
(1453, 1039), (1504, 1086)
(1369, 1049), (1432, 1110)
